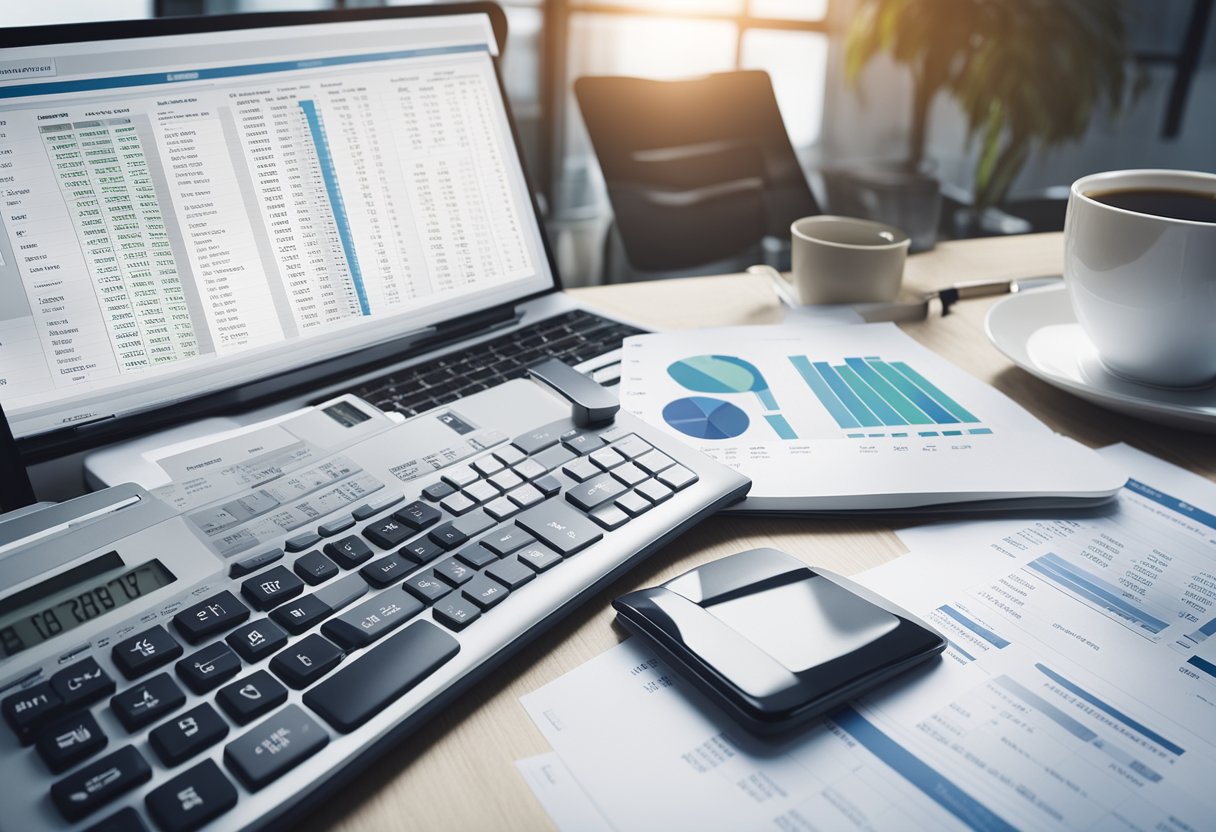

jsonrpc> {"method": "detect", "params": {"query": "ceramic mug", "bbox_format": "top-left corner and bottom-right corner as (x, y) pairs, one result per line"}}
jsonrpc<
(1064, 169), (1216, 388)
(776, 216), (910, 305)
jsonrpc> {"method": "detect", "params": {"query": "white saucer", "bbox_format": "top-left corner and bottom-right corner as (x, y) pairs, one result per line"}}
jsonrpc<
(985, 284), (1216, 433)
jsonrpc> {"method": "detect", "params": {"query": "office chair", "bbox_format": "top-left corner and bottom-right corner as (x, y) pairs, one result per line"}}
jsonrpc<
(574, 70), (820, 281)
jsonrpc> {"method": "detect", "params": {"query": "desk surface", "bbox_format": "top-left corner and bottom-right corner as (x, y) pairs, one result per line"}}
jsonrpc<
(307, 232), (1216, 832)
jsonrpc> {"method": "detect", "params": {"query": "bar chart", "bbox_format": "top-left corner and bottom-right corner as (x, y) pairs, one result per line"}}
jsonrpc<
(789, 354), (993, 439)
(1026, 551), (1171, 637)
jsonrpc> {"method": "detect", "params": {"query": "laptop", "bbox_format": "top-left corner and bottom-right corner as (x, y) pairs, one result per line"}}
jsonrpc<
(0, 3), (645, 476)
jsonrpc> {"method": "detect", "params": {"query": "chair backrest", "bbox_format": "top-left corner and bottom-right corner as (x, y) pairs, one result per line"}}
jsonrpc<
(575, 70), (819, 274)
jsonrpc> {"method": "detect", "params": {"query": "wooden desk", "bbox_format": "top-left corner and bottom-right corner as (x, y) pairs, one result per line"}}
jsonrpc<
(308, 232), (1215, 832)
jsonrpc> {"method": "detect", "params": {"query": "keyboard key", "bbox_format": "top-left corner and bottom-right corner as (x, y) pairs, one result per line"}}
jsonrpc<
(533, 475), (562, 497)
(393, 500), (442, 530)
(440, 465), (478, 488)
(659, 464), (699, 490)
(148, 704), (228, 767)
(51, 657), (116, 709)
(462, 479), (499, 504)
(433, 557), (475, 587)
(37, 710), (108, 773)
(609, 434), (652, 458)
(362, 516), (415, 549)
(317, 515), (355, 537)
(562, 457), (600, 482)
(516, 543), (562, 573)
(532, 443), (576, 472)
(304, 620), (459, 734)
(486, 556), (537, 590)
(481, 526), (535, 556)
(615, 491), (652, 517)
(284, 532), (321, 553)
(225, 619), (288, 664)
(173, 591), (250, 644)
(440, 492), (477, 515)
(561, 430), (605, 455)
(456, 544), (498, 568)
(313, 573), (370, 612)
(229, 548), (283, 578)
(223, 704), (329, 791)
(452, 509), (495, 537)
(175, 643), (241, 694)
(515, 501), (603, 556)
(462, 575), (509, 610)
(433, 596), (481, 631)
(350, 491), (403, 521)
(51, 745), (151, 822)
(590, 504), (630, 530)
(112, 625), (183, 680)
(403, 573), (452, 604)
(472, 455), (504, 476)
(512, 458), (547, 480)
(145, 759), (237, 832)
(421, 481), (456, 502)
(294, 550), (339, 585)
(636, 479), (675, 504)
(269, 634), (345, 689)
(110, 674), (185, 732)
(270, 594), (333, 635)
(489, 469), (523, 492)
(324, 535), (373, 569)
(636, 449), (676, 475)
(359, 553), (412, 588)
(321, 587), (424, 649)
(3, 681), (62, 743)
(493, 445), (526, 466)
(566, 474), (627, 511)
(84, 807), (148, 832)
(216, 671), (287, 726)
(611, 461), (648, 487)
(484, 496), (518, 520)
(512, 424), (564, 455)
(508, 483), (544, 508)
(429, 522), (469, 550)
(590, 447), (626, 470)
(400, 535), (445, 564)
(241, 566), (304, 611)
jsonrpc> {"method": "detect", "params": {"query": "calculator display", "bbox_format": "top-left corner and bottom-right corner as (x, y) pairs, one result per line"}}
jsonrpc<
(0, 552), (176, 659)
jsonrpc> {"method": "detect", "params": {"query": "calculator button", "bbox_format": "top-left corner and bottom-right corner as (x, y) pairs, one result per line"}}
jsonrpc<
(462, 575), (509, 610)
(269, 634), (345, 689)
(321, 587), (424, 650)
(488, 469), (523, 492)
(228, 548), (283, 579)
(37, 710), (108, 773)
(440, 465), (478, 488)
(51, 745), (151, 822)
(112, 626), (183, 680)
(532, 444), (575, 472)
(421, 481), (455, 502)
(284, 532), (321, 553)
(481, 527), (535, 556)
(176, 643), (241, 695)
(561, 430), (605, 454)
(609, 434), (652, 458)
(225, 619), (288, 664)
(223, 704), (329, 790)
(590, 447), (626, 470)
(610, 461), (648, 487)
(51, 657), (116, 709)
(658, 464), (699, 491)
(400, 535), (445, 565)
(493, 445), (526, 466)
(566, 474), (627, 511)
(440, 492), (476, 515)
(532, 474), (562, 497)
(452, 509), (494, 537)
(393, 500), (442, 530)
(173, 591), (251, 644)
(293, 550), (339, 585)
(516, 543), (562, 573)
(433, 557), (475, 587)
(484, 496), (518, 521)
(589, 504), (630, 530)
(3, 681), (64, 743)
(240, 566), (304, 611)
(635, 450), (676, 474)
(269, 594), (333, 635)
(433, 596), (481, 631)
(144, 759), (237, 832)
(304, 621), (459, 733)
(615, 491), (652, 517)
(324, 535), (374, 569)
(472, 455), (504, 476)
(148, 703), (228, 767)
(507, 483), (544, 508)
(486, 556), (537, 590)
(402, 573), (451, 605)
(359, 553), (411, 588)
(515, 502), (603, 556)
(362, 517), (414, 549)
(462, 479), (499, 504)
(313, 573), (371, 613)
(216, 671), (287, 725)
(110, 674), (185, 732)
(455, 544), (498, 569)
(562, 457), (600, 482)
(317, 515), (355, 537)
(636, 479), (674, 504)
(84, 807), (148, 832)
(512, 458), (547, 480)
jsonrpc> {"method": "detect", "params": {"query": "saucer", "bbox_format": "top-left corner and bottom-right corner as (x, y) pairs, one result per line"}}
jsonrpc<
(985, 284), (1216, 433)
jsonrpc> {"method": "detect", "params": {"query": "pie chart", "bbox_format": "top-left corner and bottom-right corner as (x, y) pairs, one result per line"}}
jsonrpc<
(662, 396), (749, 440)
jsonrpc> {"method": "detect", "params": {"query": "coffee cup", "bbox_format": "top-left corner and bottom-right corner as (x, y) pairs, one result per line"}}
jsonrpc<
(1064, 169), (1216, 388)
(775, 216), (909, 305)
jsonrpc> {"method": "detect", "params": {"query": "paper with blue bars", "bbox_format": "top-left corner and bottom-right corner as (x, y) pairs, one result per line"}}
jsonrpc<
(618, 323), (1125, 511)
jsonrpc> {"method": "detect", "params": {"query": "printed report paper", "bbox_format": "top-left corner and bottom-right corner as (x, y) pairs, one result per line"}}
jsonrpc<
(520, 444), (1216, 831)
(618, 324), (1125, 511)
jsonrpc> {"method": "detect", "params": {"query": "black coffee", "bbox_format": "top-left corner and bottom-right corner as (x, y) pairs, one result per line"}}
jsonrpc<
(1087, 187), (1216, 223)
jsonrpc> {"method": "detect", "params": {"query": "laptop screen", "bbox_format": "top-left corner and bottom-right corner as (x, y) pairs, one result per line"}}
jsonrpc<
(0, 6), (555, 446)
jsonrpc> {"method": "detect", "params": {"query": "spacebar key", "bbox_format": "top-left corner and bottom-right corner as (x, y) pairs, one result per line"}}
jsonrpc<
(303, 621), (460, 733)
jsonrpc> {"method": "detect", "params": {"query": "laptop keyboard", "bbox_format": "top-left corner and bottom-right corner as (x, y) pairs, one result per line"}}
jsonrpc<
(1, 386), (749, 832)
(347, 310), (644, 417)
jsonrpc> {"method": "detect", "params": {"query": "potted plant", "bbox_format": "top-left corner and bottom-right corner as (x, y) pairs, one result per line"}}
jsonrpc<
(843, 0), (1136, 234)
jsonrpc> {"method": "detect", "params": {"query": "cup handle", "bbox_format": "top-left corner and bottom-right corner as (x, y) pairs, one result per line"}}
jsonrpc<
(747, 265), (798, 307)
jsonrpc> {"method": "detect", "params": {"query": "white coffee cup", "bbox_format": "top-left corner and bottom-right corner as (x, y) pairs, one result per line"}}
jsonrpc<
(778, 215), (909, 305)
(1064, 169), (1216, 388)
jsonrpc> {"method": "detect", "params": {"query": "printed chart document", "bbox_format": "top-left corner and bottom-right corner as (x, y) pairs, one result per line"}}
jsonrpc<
(618, 324), (1125, 511)
(520, 444), (1216, 831)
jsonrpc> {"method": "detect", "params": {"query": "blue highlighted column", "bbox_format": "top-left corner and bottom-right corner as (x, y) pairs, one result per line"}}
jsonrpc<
(298, 99), (370, 316)
(1027, 552), (1170, 635)
(764, 414), (797, 440)
(789, 355), (862, 429)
